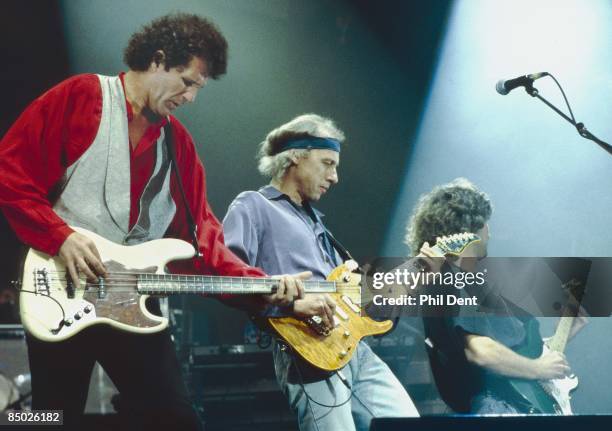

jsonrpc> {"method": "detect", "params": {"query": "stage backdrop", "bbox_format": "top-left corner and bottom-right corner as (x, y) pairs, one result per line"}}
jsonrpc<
(27, 0), (612, 416)
(56, 0), (452, 392)
(60, 0), (449, 260)
(382, 0), (612, 415)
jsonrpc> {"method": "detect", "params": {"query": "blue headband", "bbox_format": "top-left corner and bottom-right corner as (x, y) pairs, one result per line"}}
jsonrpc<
(278, 137), (341, 153)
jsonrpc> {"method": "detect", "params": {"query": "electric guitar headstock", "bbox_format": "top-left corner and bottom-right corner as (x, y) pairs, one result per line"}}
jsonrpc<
(561, 278), (586, 316)
(433, 232), (482, 257)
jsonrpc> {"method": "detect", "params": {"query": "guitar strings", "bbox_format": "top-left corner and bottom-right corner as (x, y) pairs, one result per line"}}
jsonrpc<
(42, 274), (348, 289)
(41, 270), (360, 289)
(40, 285), (362, 295)
(43, 270), (339, 283)
(39, 273), (361, 293)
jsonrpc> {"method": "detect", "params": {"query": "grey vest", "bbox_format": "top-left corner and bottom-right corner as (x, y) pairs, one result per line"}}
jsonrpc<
(53, 75), (176, 245)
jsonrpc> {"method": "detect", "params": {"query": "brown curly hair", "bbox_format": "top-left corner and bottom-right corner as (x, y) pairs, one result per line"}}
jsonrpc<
(405, 178), (492, 255)
(123, 13), (228, 79)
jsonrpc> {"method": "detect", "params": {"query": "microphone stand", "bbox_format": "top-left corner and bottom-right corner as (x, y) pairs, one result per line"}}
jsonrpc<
(524, 85), (612, 157)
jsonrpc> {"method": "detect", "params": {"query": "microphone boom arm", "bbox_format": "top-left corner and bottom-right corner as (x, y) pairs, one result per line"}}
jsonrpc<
(524, 85), (612, 157)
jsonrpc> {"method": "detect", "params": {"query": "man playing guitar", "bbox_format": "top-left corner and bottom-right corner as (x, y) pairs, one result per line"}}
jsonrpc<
(223, 114), (419, 430)
(0, 13), (305, 430)
(408, 178), (585, 414)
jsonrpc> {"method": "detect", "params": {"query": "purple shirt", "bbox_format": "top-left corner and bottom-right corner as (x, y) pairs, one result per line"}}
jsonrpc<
(222, 185), (340, 281)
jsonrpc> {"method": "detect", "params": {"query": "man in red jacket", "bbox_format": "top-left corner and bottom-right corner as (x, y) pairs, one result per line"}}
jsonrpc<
(0, 13), (304, 430)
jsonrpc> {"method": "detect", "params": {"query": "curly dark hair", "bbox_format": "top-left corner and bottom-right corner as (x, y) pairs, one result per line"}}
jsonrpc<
(123, 13), (228, 79)
(405, 178), (492, 255)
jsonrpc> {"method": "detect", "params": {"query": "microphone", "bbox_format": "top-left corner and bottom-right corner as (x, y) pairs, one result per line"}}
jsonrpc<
(496, 72), (549, 95)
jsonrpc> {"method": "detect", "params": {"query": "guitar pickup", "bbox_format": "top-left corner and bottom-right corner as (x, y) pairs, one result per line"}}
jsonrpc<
(335, 306), (349, 321)
(98, 277), (106, 299)
(341, 295), (360, 313)
(65, 272), (75, 299)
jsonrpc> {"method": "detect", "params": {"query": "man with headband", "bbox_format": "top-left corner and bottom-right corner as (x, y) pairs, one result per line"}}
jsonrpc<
(223, 114), (419, 430)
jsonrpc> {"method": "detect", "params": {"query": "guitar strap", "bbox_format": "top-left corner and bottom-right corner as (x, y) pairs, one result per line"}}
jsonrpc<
(163, 120), (202, 258)
(302, 202), (354, 265)
(323, 227), (354, 263)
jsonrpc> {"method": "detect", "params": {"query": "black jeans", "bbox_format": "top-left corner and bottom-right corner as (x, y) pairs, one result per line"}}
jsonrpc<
(26, 325), (202, 431)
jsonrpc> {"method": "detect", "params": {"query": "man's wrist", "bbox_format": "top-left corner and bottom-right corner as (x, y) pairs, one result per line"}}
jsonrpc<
(49, 225), (75, 256)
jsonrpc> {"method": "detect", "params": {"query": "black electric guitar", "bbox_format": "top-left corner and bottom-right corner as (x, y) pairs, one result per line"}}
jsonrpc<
(491, 279), (584, 414)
